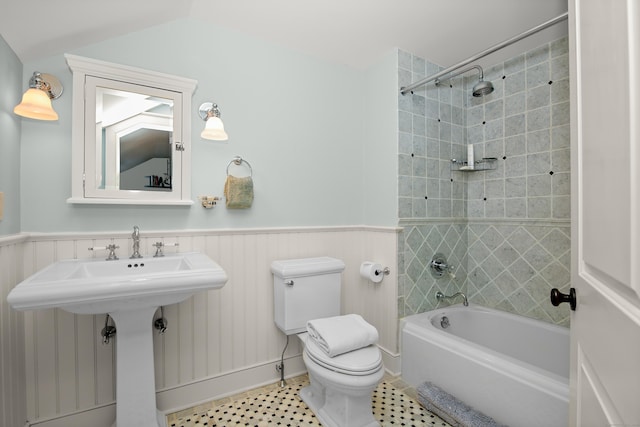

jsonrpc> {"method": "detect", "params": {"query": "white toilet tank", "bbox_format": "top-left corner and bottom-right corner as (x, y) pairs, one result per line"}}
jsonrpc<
(272, 257), (345, 335)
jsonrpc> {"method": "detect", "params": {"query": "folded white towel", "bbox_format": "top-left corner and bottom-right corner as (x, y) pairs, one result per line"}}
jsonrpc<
(307, 314), (379, 357)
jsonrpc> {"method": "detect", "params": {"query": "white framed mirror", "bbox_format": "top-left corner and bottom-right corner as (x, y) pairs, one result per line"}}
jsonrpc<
(65, 54), (197, 205)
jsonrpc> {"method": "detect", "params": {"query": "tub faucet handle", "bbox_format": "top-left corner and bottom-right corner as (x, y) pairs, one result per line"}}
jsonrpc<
(430, 253), (454, 279)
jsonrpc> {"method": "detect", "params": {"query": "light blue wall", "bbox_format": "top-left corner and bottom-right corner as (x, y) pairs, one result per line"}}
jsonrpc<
(18, 18), (398, 232)
(362, 49), (399, 225)
(0, 35), (22, 235)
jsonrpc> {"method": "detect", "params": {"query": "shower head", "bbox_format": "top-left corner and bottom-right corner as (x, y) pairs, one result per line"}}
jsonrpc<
(472, 79), (494, 97)
(434, 64), (494, 97)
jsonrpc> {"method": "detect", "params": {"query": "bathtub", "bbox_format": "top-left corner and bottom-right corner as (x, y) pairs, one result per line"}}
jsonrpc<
(401, 304), (569, 427)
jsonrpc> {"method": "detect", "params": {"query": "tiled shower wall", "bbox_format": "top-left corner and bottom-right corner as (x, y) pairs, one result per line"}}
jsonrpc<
(397, 37), (571, 326)
(397, 51), (469, 317)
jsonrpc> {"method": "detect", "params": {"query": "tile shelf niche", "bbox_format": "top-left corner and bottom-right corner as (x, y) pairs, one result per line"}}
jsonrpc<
(450, 157), (498, 172)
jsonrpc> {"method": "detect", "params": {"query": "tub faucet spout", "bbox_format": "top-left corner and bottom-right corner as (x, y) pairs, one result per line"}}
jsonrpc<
(436, 291), (468, 306)
(130, 226), (142, 259)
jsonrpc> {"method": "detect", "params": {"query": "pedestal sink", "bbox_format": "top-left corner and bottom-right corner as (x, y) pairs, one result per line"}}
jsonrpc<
(7, 252), (228, 427)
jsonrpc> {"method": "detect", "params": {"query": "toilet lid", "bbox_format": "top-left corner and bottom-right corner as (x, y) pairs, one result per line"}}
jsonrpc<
(304, 335), (382, 376)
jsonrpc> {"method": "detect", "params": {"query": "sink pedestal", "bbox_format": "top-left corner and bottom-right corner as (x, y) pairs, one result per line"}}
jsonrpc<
(110, 306), (166, 427)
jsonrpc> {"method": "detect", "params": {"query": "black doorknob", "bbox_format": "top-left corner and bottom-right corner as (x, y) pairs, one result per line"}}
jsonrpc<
(550, 288), (576, 311)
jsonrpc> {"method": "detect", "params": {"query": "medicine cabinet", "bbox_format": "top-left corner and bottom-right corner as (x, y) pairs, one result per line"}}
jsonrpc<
(65, 54), (197, 205)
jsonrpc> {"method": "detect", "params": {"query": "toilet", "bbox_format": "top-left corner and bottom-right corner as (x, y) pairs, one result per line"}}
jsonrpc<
(272, 257), (384, 427)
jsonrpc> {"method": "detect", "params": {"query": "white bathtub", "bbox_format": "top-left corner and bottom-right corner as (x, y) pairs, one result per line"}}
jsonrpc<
(401, 304), (569, 427)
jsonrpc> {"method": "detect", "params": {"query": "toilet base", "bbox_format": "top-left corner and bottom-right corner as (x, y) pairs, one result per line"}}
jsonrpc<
(301, 352), (384, 427)
(300, 383), (324, 415)
(301, 385), (380, 427)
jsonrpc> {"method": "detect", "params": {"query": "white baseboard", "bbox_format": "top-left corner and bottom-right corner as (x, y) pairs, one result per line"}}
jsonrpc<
(157, 355), (306, 414)
(26, 348), (398, 426)
(379, 345), (401, 376)
(26, 404), (115, 427)
(26, 356), (306, 427)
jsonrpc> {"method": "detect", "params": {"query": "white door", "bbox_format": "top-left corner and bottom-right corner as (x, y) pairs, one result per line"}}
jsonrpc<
(569, 0), (640, 425)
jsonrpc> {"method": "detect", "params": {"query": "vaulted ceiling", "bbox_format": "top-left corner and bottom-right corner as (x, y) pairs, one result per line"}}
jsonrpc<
(1, 0), (567, 69)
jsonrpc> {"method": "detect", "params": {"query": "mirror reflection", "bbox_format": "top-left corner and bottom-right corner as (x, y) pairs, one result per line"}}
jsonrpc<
(96, 87), (173, 192)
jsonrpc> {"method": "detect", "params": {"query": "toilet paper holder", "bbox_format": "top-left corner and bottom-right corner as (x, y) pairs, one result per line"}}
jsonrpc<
(360, 261), (391, 283)
(375, 267), (391, 277)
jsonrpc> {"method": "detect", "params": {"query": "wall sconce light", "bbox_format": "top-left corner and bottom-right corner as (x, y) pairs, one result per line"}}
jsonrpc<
(198, 102), (229, 141)
(14, 72), (63, 121)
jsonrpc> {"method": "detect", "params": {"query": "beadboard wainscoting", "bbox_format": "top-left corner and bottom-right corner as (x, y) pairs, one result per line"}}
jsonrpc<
(0, 235), (28, 427)
(1, 226), (400, 426)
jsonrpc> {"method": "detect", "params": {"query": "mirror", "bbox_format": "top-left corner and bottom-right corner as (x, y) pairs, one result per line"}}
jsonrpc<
(91, 82), (175, 195)
(66, 54), (197, 205)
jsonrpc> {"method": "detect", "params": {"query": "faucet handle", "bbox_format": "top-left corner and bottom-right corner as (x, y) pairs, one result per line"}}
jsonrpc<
(430, 253), (454, 278)
(89, 244), (119, 260)
(152, 242), (178, 257)
(152, 242), (164, 257)
(105, 244), (119, 260)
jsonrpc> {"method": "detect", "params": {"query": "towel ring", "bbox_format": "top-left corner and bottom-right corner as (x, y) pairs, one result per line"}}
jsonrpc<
(226, 156), (253, 177)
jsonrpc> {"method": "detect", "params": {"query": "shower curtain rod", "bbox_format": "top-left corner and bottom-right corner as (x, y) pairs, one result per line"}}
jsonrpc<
(400, 11), (569, 95)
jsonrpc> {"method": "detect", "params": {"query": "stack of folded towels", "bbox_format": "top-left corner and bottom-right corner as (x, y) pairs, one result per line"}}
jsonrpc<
(307, 314), (379, 357)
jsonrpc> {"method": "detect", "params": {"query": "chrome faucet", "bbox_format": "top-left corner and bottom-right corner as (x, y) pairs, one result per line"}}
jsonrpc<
(436, 291), (469, 307)
(130, 226), (142, 259)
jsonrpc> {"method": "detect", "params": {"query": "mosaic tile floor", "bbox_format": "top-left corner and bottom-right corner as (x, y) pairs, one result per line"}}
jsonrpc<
(166, 374), (452, 427)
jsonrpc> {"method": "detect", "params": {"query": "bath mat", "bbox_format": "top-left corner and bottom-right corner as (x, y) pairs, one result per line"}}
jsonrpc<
(417, 381), (507, 427)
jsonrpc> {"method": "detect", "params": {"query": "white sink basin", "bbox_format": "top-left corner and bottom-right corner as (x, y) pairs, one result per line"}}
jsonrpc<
(7, 251), (227, 427)
(7, 252), (227, 314)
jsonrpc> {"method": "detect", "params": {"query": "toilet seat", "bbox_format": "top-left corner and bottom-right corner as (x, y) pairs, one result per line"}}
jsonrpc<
(304, 335), (382, 376)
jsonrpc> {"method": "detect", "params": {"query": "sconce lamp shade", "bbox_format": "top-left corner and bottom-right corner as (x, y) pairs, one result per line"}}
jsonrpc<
(14, 88), (59, 120)
(198, 102), (229, 141)
(201, 116), (228, 140)
(14, 72), (63, 121)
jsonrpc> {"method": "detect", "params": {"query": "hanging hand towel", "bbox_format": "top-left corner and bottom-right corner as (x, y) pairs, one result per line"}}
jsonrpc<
(224, 175), (254, 208)
(307, 314), (379, 357)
